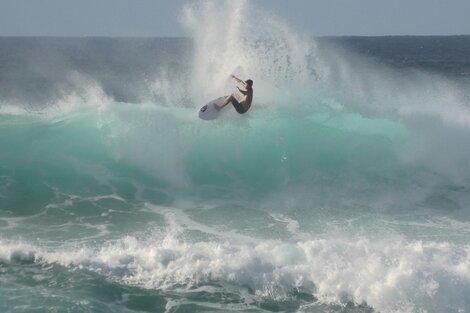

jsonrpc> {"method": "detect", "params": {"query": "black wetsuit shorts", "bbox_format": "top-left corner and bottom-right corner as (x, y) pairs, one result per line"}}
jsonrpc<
(230, 98), (249, 114)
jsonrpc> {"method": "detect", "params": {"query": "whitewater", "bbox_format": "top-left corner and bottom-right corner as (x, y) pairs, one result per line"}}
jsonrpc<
(1, 1), (470, 312)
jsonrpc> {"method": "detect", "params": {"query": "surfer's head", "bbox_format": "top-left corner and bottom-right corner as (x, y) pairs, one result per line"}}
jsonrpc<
(245, 79), (253, 88)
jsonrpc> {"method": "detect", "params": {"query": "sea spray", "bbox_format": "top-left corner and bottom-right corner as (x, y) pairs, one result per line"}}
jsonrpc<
(181, 0), (319, 104)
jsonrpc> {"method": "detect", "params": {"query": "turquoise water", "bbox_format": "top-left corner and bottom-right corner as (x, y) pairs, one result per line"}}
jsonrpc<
(1, 100), (469, 312)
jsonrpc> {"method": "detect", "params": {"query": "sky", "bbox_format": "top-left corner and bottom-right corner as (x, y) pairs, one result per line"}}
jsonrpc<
(1, 0), (469, 37)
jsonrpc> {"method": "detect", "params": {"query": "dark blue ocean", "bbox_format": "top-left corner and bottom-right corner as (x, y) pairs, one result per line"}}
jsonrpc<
(1, 3), (470, 313)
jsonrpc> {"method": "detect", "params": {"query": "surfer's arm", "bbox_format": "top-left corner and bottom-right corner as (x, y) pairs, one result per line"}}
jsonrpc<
(237, 87), (248, 95)
(231, 75), (246, 86)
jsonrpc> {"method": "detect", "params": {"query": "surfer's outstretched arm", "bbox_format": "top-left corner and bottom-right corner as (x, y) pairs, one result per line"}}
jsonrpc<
(231, 75), (246, 86)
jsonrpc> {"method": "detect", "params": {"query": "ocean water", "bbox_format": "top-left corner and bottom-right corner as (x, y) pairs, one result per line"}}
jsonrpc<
(1, 2), (470, 313)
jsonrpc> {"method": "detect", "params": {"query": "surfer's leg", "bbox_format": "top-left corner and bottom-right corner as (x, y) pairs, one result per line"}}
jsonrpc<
(221, 95), (245, 113)
(216, 94), (235, 111)
(223, 94), (235, 106)
(231, 99), (246, 114)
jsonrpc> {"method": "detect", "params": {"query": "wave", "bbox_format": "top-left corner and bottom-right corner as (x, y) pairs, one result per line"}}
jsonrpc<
(1, 101), (469, 215)
(1, 205), (469, 313)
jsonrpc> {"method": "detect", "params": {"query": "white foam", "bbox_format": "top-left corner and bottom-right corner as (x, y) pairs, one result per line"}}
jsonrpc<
(2, 222), (468, 313)
(0, 103), (30, 116)
(0, 72), (111, 119)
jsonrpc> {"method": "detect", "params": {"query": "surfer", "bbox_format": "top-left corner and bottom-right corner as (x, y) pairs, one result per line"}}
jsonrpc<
(215, 75), (253, 114)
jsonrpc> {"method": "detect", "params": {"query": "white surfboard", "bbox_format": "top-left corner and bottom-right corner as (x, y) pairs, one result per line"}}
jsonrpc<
(198, 97), (226, 120)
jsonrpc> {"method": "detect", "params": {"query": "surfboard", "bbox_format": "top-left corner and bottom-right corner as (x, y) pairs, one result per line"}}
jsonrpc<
(198, 97), (226, 120)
